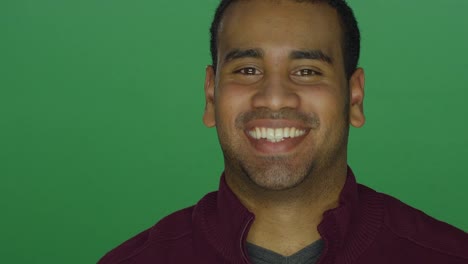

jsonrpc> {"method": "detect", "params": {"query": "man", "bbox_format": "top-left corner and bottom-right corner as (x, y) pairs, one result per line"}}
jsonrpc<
(99, 0), (468, 263)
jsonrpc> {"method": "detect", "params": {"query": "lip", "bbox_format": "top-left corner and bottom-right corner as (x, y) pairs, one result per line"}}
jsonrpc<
(243, 119), (310, 155)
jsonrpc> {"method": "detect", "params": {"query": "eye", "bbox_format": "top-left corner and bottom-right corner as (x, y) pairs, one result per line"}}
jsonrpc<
(293, 69), (321, 76)
(234, 67), (261, 75)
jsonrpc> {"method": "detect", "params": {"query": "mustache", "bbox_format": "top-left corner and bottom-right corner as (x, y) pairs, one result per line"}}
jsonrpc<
(235, 108), (320, 129)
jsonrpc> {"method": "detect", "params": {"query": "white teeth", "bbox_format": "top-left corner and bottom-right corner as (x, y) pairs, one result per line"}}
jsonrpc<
(298, 130), (305, 136)
(248, 127), (306, 142)
(255, 127), (261, 139)
(274, 128), (283, 140)
(267, 128), (275, 140)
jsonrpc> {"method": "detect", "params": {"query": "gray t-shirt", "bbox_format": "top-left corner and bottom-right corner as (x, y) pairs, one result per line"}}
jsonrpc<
(246, 240), (323, 264)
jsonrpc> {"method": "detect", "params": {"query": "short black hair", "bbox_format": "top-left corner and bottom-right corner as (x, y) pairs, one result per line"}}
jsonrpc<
(209, 0), (360, 80)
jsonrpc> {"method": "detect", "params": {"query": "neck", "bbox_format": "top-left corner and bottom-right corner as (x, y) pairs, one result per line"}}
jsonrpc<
(225, 163), (348, 256)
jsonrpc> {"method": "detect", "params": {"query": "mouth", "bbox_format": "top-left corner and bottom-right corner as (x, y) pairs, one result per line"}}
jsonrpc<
(243, 120), (310, 154)
(247, 127), (307, 143)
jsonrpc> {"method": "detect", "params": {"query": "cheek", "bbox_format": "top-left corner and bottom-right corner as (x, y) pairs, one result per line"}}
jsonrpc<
(299, 87), (347, 126)
(300, 88), (348, 157)
(215, 84), (253, 128)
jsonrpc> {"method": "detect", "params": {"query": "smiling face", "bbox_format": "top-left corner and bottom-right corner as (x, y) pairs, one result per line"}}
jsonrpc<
(204, 0), (365, 191)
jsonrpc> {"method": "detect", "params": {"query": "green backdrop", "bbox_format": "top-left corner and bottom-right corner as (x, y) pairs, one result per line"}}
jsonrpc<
(1, 0), (467, 263)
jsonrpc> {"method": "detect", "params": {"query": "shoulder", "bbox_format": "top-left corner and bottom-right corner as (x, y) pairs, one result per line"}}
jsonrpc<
(383, 193), (468, 251)
(359, 184), (468, 261)
(97, 206), (195, 264)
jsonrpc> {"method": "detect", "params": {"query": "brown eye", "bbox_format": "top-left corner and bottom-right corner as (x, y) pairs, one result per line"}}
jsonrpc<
(294, 69), (320, 76)
(235, 67), (261, 75)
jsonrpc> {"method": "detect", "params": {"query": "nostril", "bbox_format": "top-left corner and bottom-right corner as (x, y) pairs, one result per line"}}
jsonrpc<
(251, 87), (300, 110)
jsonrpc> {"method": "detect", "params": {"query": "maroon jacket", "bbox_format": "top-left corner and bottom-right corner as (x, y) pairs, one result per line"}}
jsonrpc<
(99, 168), (468, 263)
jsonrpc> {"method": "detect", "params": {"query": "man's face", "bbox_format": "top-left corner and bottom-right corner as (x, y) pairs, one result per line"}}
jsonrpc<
(204, 0), (365, 190)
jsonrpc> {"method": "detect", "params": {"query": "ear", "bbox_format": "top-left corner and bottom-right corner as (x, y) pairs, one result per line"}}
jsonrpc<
(348, 68), (365, 128)
(203, 65), (216, 127)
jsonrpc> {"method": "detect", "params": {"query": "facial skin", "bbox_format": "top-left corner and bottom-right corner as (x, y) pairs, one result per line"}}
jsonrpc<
(203, 0), (365, 193)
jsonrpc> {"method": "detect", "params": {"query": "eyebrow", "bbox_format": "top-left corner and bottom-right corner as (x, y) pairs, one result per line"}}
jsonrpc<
(223, 48), (333, 64)
(224, 48), (263, 62)
(290, 50), (333, 64)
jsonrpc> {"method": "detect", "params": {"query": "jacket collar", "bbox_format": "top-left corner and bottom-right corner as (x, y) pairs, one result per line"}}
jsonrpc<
(192, 166), (383, 263)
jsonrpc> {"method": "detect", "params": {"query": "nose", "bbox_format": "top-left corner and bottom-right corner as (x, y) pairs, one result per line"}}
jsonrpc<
(251, 74), (300, 110)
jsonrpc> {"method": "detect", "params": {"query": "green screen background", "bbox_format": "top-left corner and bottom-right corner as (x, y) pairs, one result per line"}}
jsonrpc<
(1, 0), (467, 263)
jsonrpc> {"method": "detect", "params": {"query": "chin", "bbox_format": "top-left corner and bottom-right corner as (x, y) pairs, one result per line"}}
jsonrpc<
(243, 162), (311, 191)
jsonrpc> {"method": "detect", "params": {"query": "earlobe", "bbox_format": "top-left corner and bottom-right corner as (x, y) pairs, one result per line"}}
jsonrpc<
(203, 65), (216, 128)
(349, 68), (365, 128)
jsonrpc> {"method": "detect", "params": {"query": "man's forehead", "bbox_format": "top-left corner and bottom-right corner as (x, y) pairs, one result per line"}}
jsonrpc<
(224, 0), (337, 19)
(218, 0), (341, 38)
(217, 0), (343, 60)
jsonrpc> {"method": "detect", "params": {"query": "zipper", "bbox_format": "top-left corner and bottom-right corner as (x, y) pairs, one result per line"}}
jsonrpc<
(240, 216), (255, 264)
